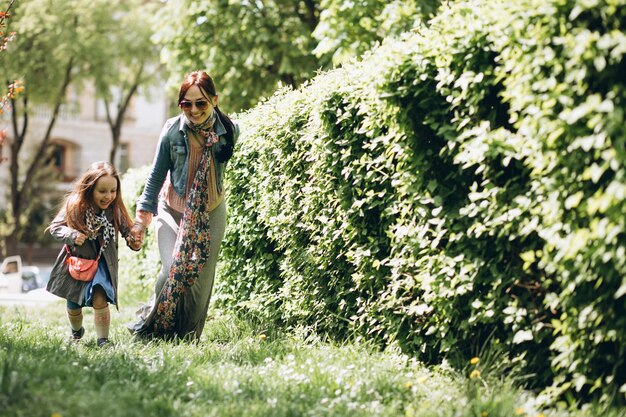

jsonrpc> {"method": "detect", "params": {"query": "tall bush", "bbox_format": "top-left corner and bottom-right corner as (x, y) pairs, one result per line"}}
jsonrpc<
(125, 0), (626, 406)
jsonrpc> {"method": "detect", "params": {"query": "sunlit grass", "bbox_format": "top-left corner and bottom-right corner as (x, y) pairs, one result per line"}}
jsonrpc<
(0, 302), (621, 417)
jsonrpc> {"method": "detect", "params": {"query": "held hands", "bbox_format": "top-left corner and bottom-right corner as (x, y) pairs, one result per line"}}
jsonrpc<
(126, 223), (146, 251)
(75, 227), (144, 250)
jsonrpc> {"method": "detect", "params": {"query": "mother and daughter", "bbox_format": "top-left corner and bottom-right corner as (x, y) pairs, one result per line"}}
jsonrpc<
(46, 70), (238, 346)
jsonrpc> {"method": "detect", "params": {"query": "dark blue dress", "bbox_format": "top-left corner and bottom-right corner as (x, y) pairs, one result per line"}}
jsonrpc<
(81, 256), (116, 306)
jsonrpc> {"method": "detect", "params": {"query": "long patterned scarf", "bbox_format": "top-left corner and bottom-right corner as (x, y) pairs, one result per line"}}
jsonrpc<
(136, 127), (217, 338)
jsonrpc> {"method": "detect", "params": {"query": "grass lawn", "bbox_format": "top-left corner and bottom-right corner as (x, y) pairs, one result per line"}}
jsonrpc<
(0, 299), (621, 417)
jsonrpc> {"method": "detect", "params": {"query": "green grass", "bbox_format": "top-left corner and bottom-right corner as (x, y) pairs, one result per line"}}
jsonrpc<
(0, 301), (622, 417)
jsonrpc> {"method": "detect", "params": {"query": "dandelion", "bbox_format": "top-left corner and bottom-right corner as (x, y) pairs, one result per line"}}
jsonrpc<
(469, 369), (481, 379)
(535, 414), (546, 417)
(481, 412), (488, 417)
(51, 413), (63, 417)
(404, 381), (413, 389)
(515, 407), (525, 415)
(470, 357), (480, 365)
(417, 375), (428, 384)
(259, 334), (267, 341)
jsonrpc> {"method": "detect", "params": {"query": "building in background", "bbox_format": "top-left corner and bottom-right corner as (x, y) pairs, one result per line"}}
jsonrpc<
(0, 82), (170, 263)
(0, 82), (169, 206)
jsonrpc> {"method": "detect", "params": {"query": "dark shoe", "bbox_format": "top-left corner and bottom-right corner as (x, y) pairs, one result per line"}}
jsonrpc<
(97, 338), (110, 348)
(71, 327), (85, 341)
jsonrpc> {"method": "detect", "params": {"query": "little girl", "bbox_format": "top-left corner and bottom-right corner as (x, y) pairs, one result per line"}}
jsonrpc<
(46, 161), (141, 348)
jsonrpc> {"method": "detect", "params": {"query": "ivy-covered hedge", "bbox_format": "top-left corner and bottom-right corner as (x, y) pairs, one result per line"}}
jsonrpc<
(219, 0), (626, 404)
(124, 0), (626, 406)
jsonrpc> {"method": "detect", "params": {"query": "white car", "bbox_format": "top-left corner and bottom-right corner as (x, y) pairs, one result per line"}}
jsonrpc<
(0, 255), (45, 293)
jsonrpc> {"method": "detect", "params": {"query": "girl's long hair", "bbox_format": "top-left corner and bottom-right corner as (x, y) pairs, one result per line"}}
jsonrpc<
(58, 161), (133, 234)
(178, 70), (235, 162)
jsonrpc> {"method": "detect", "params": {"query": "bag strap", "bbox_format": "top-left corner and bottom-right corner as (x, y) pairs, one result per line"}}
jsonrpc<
(64, 241), (101, 260)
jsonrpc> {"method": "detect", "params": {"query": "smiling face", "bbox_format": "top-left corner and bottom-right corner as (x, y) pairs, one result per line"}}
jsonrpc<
(180, 85), (218, 125)
(91, 175), (118, 211)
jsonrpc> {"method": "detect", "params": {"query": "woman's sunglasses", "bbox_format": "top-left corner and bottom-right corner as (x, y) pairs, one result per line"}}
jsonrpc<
(179, 99), (211, 111)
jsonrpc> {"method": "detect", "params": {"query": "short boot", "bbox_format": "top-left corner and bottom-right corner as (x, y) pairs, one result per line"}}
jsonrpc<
(71, 327), (85, 342)
(97, 338), (110, 348)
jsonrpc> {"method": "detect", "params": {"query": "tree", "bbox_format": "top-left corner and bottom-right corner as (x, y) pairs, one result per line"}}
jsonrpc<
(0, 0), (140, 254)
(0, 0), (22, 165)
(154, 0), (323, 112)
(153, 0), (440, 112)
(90, 0), (161, 164)
(313, 0), (440, 65)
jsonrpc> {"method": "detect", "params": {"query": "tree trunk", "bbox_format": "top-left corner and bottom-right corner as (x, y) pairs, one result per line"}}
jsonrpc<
(107, 108), (122, 164)
(107, 65), (142, 165)
(302, 0), (319, 31)
(5, 58), (74, 256)
(4, 231), (19, 257)
(26, 242), (33, 265)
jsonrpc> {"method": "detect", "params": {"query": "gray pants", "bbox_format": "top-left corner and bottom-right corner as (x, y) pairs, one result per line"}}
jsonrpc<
(154, 199), (227, 338)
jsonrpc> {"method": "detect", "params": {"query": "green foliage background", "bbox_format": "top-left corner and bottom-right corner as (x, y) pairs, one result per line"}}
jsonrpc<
(119, 165), (160, 305)
(123, 0), (626, 407)
(152, 0), (440, 112)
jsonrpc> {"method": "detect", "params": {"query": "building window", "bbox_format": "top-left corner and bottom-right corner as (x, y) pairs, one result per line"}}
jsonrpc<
(47, 140), (78, 182)
(49, 144), (65, 173)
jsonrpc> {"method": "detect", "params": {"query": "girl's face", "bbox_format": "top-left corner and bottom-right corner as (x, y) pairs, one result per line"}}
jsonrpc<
(180, 85), (218, 125)
(92, 175), (117, 211)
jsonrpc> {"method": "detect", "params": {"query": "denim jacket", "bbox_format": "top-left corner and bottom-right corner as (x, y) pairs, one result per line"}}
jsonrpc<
(137, 113), (240, 215)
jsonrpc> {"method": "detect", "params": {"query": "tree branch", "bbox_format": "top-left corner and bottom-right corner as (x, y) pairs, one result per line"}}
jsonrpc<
(21, 56), (74, 198)
(297, 0), (319, 32)
(0, 0), (16, 26)
(108, 61), (144, 163)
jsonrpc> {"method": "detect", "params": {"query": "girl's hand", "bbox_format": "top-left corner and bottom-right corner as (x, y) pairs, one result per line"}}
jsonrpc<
(130, 224), (145, 244)
(74, 233), (87, 246)
(125, 235), (142, 251)
(126, 226), (144, 251)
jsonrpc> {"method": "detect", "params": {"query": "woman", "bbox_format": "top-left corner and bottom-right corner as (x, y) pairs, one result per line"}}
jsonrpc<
(128, 70), (239, 340)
